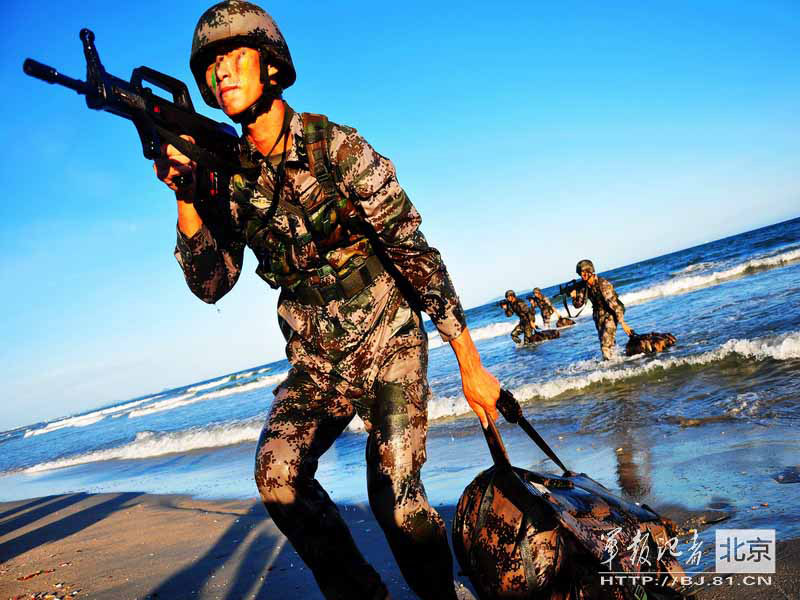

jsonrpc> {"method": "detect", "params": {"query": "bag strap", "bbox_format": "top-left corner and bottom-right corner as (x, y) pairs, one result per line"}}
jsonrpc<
(492, 389), (570, 474)
(301, 112), (340, 209)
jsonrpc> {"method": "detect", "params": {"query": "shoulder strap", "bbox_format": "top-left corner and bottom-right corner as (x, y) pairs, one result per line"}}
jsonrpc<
(301, 112), (340, 208)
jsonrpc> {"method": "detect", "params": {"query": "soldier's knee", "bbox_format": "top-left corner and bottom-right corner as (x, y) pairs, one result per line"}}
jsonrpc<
(254, 454), (298, 506)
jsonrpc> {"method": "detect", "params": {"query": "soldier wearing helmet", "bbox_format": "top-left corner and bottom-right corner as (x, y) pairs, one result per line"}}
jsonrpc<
(153, 2), (499, 599)
(500, 290), (537, 344)
(528, 287), (561, 329)
(570, 259), (632, 359)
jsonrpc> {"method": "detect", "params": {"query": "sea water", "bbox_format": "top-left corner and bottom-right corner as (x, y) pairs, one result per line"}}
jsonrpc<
(2, 217), (799, 572)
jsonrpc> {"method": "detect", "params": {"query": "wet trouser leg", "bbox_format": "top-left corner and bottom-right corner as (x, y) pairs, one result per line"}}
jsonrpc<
(511, 322), (524, 344)
(596, 313), (617, 360)
(366, 336), (458, 600)
(254, 371), (387, 600)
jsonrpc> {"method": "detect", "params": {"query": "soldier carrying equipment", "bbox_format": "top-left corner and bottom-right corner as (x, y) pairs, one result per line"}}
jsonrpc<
(453, 390), (692, 600)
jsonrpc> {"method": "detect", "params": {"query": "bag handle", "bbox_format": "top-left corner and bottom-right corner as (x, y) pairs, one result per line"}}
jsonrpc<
(484, 389), (571, 475)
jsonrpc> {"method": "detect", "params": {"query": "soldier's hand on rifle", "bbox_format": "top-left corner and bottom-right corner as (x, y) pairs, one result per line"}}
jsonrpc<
(153, 135), (197, 197)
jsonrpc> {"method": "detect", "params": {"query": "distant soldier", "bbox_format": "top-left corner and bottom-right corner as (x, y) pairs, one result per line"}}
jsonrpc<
(500, 290), (536, 344)
(571, 260), (632, 359)
(528, 287), (560, 329)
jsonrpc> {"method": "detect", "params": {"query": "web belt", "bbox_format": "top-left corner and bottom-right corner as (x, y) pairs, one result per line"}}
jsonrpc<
(289, 255), (385, 306)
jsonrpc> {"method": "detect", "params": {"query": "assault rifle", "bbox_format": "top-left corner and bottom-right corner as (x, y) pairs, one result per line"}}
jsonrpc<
(23, 28), (251, 198)
(556, 279), (586, 318)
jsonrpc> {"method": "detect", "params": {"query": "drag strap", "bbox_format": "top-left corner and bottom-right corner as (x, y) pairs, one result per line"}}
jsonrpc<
(496, 389), (570, 474)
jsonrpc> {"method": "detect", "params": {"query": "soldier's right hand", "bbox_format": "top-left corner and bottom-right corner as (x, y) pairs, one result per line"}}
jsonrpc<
(153, 135), (197, 199)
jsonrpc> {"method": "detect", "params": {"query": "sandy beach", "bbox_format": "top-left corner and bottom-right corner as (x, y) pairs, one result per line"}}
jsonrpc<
(1, 492), (798, 599)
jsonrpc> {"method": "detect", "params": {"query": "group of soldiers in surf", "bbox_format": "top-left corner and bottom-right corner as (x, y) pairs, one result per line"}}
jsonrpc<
(501, 259), (676, 359)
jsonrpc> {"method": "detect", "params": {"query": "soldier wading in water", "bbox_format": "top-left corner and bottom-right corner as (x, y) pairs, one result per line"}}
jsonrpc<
(154, 2), (499, 598)
(500, 289), (537, 344)
(571, 259), (632, 360)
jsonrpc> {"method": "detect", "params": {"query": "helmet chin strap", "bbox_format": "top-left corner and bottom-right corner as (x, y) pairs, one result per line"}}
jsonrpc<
(229, 53), (283, 126)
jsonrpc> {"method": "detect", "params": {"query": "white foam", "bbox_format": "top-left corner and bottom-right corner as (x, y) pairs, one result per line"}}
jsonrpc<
(128, 372), (288, 418)
(23, 397), (152, 438)
(23, 421), (266, 473)
(622, 248), (800, 306)
(428, 321), (519, 350)
(513, 331), (800, 401)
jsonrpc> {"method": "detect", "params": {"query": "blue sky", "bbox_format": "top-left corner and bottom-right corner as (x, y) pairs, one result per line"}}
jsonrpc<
(2, 0), (798, 430)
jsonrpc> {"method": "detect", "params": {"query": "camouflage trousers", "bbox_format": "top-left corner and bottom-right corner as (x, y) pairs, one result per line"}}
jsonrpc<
(254, 332), (457, 600)
(595, 312), (618, 360)
(511, 320), (535, 344)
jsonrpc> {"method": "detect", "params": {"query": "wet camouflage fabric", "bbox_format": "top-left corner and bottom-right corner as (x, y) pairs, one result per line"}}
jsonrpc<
(175, 107), (466, 393)
(175, 106), (465, 599)
(572, 276), (625, 359)
(530, 293), (558, 327)
(556, 316), (576, 327)
(254, 331), (457, 599)
(625, 331), (677, 356)
(454, 467), (688, 600)
(502, 298), (536, 344)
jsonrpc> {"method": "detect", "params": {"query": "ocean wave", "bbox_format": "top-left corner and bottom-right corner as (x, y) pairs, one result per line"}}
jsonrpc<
(128, 372), (288, 418)
(514, 331), (800, 401)
(187, 376), (232, 393)
(673, 261), (719, 275)
(621, 247), (800, 306)
(23, 421), (266, 474)
(429, 321), (519, 350)
(24, 397), (152, 438)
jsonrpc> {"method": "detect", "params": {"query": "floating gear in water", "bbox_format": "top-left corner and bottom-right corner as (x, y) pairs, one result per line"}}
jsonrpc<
(625, 331), (677, 356)
(453, 390), (691, 600)
(556, 316), (575, 327)
(528, 329), (560, 343)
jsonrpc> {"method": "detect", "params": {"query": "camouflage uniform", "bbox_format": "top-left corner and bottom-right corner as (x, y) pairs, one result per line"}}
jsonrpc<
(503, 299), (536, 344)
(572, 277), (625, 360)
(176, 106), (465, 599)
(529, 293), (557, 328)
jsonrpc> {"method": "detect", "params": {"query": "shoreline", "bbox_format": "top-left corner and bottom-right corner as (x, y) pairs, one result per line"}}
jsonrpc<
(2, 493), (798, 599)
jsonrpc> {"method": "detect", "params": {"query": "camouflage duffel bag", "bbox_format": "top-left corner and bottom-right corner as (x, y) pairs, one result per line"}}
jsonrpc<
(556, 317), (576, 327)
(453, 391), (691, 600)
(625, 331), (677, 357)
(530, 329), (560, 343)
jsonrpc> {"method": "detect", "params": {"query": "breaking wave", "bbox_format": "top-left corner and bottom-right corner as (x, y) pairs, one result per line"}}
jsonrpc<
(514, 330), (800, 401)
(128, 372), (288, 418)
(24, 397), (152, 437)
(621, 247), (800, 306)
(23, 421), (266, 474)
(428, 321), (518, 350)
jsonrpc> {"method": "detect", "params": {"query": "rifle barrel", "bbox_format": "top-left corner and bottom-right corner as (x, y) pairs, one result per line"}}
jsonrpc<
(23, 59), (86, 95)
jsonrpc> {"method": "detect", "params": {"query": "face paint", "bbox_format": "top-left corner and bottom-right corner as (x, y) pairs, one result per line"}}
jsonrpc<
(211, 69), (217, 94)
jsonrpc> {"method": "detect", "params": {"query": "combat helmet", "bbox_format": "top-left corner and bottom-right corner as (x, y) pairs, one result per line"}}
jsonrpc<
(575, 259), (595, 275)
(190, 1), (296, 110)
(505, 290), (516, 299)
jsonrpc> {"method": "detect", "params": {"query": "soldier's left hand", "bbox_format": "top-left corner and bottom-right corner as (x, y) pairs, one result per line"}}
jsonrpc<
(461, 365), (501, 428)
(622, 322), (633, 336)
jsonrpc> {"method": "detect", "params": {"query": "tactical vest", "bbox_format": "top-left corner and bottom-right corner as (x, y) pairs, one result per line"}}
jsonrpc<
(238, 113), (384, 304)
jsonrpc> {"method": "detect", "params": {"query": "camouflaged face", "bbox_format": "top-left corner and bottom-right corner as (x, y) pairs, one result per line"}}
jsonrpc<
(190, 1), (295, 105)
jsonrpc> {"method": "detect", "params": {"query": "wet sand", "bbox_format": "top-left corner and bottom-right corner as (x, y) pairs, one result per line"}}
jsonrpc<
(1, 492), (797, 599)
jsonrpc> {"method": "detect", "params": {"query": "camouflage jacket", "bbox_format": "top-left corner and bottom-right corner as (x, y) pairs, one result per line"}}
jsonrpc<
(572, 276), (625, 322)
(503, 298), (535, 328)
(175, 106), (466, 390)
(529, 294), (556, 321)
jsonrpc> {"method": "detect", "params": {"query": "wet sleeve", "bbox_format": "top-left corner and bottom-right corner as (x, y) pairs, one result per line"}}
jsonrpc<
(572, 284), (587, 309)
(600, 280), (626, 321)
(332, 127), (467, 342)
(174, 206), (246, 304)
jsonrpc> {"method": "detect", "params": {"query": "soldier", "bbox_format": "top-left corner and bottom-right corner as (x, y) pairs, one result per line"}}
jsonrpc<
(570, 259), (632, 360)
(500, 290), (537, 344)
(528, 287), (560, 329)
(153, 2), (499, 599)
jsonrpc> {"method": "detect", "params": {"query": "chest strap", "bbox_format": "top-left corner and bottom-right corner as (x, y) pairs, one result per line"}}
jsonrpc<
(289, 255), (385, 306)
